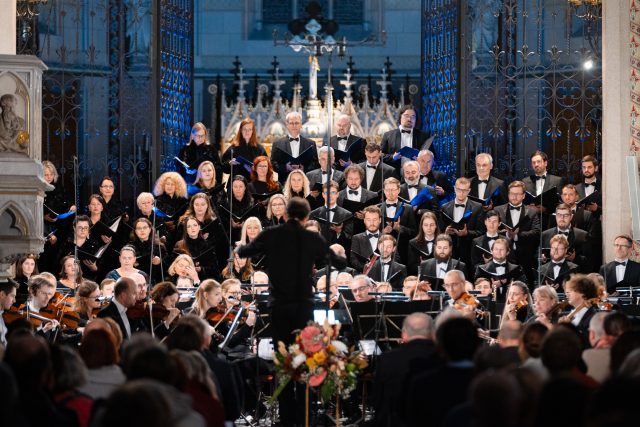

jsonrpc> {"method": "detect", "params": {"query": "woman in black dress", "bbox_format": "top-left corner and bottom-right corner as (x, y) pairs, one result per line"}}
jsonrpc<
(221, 117), (267, 180)
(176, 122), (223, 184)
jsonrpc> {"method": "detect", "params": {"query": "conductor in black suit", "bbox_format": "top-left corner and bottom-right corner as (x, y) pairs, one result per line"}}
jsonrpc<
(236, 197), (346, 427)
(599, 234), (640, 294)
(380, 105), (432, 175)
(366, 234), (407, 290)
(469, 153), (507, 211)
(270, 111), (319, 184)
(330, 114), (366, 170)
(372, 313), (440, 427)
(97, 276), (138, 339)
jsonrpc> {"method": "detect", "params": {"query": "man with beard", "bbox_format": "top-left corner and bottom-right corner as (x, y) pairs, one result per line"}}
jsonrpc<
(418, 234), (467, 292)
(522, 150), (564, 229)
(473, 237), (527, 301)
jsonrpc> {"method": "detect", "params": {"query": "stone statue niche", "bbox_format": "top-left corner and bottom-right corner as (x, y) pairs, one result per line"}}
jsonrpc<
(0, 56), (51, 283)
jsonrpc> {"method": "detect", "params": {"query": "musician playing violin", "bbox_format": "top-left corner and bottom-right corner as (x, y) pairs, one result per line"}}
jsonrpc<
(501, 281), (533, 326)
(72, 281), (102, 327)
(216, 279), (257, 356)
(0, 281), (17, 347)
(530, 285), (560, 328)
(315, 275), (341, 308)
(402, 275), (431, 301)
(26, 276), (61, 335)
(149, 282), (181, 340)
(444, 270), (485, 322)
(560, 274), (599, 347)
(190, 279), (223, 320)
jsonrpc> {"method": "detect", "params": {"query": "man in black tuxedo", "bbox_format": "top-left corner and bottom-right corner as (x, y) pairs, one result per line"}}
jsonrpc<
(330, 114), (366, 170)
(494, 181), (541, 283)
(380, 177), (417, 264)
(366, 234), (407, 290)
(522, 150), (564, 228)
(337, 164), (379, 235)
(236, 197), (346, 427)
(400, 160), (438, 216)
(310, 180), (353, 246)
(473, 238), (528, 301)
(314, 244), (357, 283)
(469, 152), (507, 211)
(380, 105), (432, 175)
(372, 313), (440, 427)
(417, 149), (453, 199)
(537, 234), (578, 292)
(270, 111), (319, 184)
(439, 177), (485, 267)
(599, 234), (640, 294)
(359, 142), (397, 193)
(350, 205), (383, 273)
(554, 184), (593, 232)
(470, 210), (505, 268)
(418, 234), (467, 291)
(97, 276), (138, 339)
(576, 155), (603, 266)
(306, 146), (346, 191)
(540, 204), (591, 273)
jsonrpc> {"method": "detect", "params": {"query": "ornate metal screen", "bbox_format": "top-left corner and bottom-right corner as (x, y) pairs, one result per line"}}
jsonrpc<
(423, 0), (602, 181)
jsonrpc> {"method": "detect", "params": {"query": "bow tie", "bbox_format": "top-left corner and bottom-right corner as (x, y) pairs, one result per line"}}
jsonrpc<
(584, 182), (595, 187)
(615, 261), (627, 267)
(289, 137), (299, 142)
(487, 236), (497, 241)
(348, 190), (359, 195)
(534, 175), (546, 181)
(425, 240), (434, 244)
(494, 262), (506, 267)
(366, 164), (377, 169)
(322, 171), (330, 174)
(337, 137), (347, 142)
(407, 184), (419, 189)
(509, 205), (521, 211)
(552, 261), (564, 266)
(368, 233), (379, 239)
(387, 203), (397, 208)
(557, 230), (570, 236)
(327, 207), (337, 213)
(477, 179), (489, 184)
(455, 203), (465, 208)
(401, 129), (411, 134)
(382, 261), (391, 267)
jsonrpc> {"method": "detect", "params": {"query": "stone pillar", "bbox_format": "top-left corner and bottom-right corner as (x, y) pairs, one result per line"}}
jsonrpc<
(0, 55), (50, 282)
(0, 0), (16, 55)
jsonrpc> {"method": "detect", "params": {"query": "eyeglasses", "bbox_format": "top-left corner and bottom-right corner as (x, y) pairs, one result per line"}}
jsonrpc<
(323, 191), (338, 195)
(100, 185), (114, 189)
(556, 213), (572, 218)
(454, 187), (470, 193)
(614, 244), (632, 248)
(401, 113), (416, 119)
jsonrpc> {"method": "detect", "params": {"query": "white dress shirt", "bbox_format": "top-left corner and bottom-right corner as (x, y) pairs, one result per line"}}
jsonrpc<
(288, 135), (301, 158)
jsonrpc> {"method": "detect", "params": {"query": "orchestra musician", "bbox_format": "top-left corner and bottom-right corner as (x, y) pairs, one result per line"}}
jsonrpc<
(71, 280), (103, 328)
(530, 285), (560, 328)
(443, 270), (485, 323)
(149, 281), (182, 340)
(402, 275), (431, 301)
(500, 281), (534, 326)
(0, 281), (17, 348)
(24, 275), (61, 338)
(96, 276), (138, 339)
(560, 274), (600, 348)
(315, 275), (341, 308)
(349, 275), (374, 303)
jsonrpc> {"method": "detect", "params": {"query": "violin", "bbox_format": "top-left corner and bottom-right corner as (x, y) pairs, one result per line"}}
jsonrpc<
(516, 300), (528, 310)
(452, 292), (489, 318)
(3, 306), (55, 327)
(126, 299), (174, 322)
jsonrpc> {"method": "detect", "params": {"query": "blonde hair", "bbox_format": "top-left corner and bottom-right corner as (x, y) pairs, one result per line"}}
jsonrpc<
(191, 279), (221, 318)
(283, 169), (310, 200)
(153, 172), (188, 198)
(189, 122), (209, 145)
(266, 194), (288, 220)
(194, 161), (217, 188)
(42, 160), (59, 183)
(136, 192), (154, 207)
(168, 254), (196, 276)
(240, 216), (263, 245)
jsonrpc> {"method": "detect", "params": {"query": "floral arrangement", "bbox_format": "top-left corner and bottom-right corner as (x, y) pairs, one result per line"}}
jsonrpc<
(272, 321), (368, 402)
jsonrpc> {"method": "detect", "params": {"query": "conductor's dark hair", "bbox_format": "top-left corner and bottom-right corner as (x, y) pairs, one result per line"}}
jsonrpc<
(287, 197), (311, 221)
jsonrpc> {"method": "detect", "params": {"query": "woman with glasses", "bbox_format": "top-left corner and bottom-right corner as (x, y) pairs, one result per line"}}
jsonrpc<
(98, 177), (126, 224)
(176, 122), (223, 184)
(129, 218), (166, 284)
(263, 194), (287, 228)
(221, 117), (267, 181)
(72, 281), (103, 327)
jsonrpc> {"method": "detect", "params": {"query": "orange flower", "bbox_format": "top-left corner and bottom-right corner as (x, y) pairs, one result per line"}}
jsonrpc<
(313, 351), (327, 364)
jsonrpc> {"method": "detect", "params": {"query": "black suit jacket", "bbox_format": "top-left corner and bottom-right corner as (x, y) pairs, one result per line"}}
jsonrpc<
(400, 182), (438, 214)
(469, 175), (507, 207)
(470, 234), (508, 268)
(540, 227), (591, 272)
(493, 203), (541, 265)
(537, 259), (579, 291)
(337, 187), (379, 235)
(522, 173), (564, 195)
(420, 170), (453, 199)
(407, 238), (435, 276)
(367, 259), (407, 290)
(438, 199), (484, 265)
(270, 136), (319, 183)
(330, 134), (366, 170)
(380, 200), (417, 238)
(599, 259), (640, 294)
(310, 205), (354, 244)
(474, 260), (528, 300)
(418, 258), (468, 290)
(358, 161), (397, 193)
(350, 232), (378, 272)
(380, 128), (432, 172)
(306, 168), (346, 190)
(237, 219), (345, 305)
(97, 301), (130, 339)
(372, 339), (441, 427)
